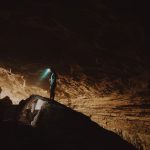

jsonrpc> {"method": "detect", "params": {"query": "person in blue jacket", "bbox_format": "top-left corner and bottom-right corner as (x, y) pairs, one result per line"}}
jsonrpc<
(49, 68), (57, 100)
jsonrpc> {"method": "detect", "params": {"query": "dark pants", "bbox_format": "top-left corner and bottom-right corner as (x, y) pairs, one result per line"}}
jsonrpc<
(50, 82), (56, 100)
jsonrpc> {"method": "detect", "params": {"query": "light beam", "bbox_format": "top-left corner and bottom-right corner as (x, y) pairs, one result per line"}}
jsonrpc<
(40, 68), (51, 81)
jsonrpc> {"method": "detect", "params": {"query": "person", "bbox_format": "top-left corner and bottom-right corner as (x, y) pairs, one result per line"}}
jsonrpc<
(49, 68), (57, 100)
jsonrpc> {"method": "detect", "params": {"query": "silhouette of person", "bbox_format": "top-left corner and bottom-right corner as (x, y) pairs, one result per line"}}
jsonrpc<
(49, 68), (57, 100)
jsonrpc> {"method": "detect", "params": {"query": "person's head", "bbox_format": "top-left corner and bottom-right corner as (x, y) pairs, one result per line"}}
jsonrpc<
(47, 68), (51, 73)
(49, 67), (54, 73)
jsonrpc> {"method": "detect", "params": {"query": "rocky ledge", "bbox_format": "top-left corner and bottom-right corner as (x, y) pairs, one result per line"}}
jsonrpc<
(0, 95), (136, 150)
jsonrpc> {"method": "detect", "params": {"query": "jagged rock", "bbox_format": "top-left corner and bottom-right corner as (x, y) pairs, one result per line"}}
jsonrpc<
(16, 95), (136, 150)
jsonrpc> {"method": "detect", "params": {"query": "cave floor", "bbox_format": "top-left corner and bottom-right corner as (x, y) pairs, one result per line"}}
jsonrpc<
(59, 96), (150, 150)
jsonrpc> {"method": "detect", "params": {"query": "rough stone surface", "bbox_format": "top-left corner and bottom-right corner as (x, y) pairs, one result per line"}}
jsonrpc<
(0, 95), (136, 150)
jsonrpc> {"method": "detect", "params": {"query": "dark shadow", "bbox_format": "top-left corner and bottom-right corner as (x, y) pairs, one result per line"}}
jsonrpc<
(0, 95), (137, 150)
(0, 96), (14, 121)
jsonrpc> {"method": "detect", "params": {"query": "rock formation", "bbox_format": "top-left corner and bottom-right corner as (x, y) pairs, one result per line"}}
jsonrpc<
(0, 95), (136, 150)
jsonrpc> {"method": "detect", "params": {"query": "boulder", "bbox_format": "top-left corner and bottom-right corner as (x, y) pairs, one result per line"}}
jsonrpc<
(16, 95), (136, 150)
